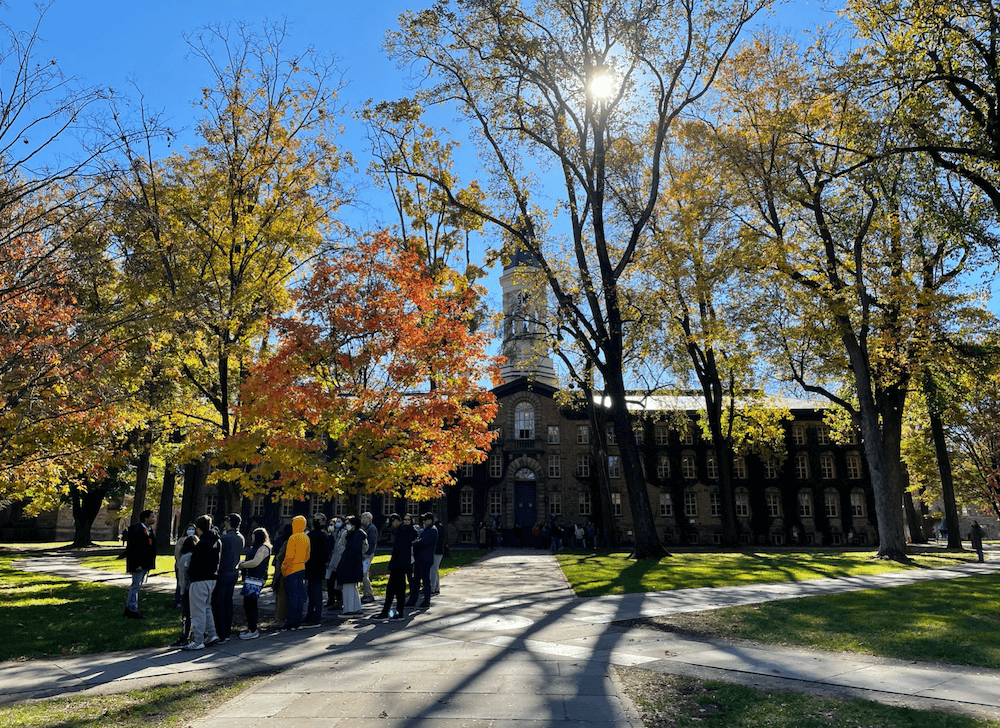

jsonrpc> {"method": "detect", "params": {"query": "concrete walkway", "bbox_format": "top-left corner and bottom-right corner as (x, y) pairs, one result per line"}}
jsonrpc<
(5, 551), (1000, 724)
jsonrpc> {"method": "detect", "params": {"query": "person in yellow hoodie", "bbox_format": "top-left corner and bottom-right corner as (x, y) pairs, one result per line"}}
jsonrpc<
(280, 515), (310, 630)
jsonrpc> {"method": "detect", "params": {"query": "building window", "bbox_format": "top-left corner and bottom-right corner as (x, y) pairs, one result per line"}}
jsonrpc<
(850, 490), (865, 517)
(460, 489), (473, 516)
(548, 454), (561, 478)
(406, 500), (421, 516)
(764, 456), (778, 479)
(634, 427), (645, 445)
(706, 452), (719, 480)
(710, 493), (721, 517)
(765, 490), (781, 518)
(655, 424), (670, 446)
(798, 490), (813, 518)
(792, 423), (807, 445)
(205, 494), (219, 515)
(489, 490), (502, 515)
(846, 451), (863, 480)
(548, 425), (560, 444)
(824, 490), (839, 518)
(461, 463), (474, 478)
(680, 425), (694, 445)
(382, 495), (396, 517)
(795, 452), (810, 480)
(310, 495), (323, 517)
(659, 492), (673, 517)
(579, 491), (592, 516)
(816, 424), (831, 445)
(683, 492), (697, 517)
(577, 455), (591, 477)
(549, 492), (562, 516)
(733, 456), (748, 480)
(490, 453), (503, 479)
(605, 425), (617, 445)
(514, 401), (535, 440)
(252, 494), (265, 517)
(280, 498), (293, 518)
(681, 453), (697, 480)
(612, 492), (622, 517)
(577, 425), (590, 444)
(358, 494), (371, 515)
(656, 455), (670, 480)
(845, 429), (859, 445)
(735, 489), (749, 517)
(608, 455), (622, 479)
(334, 497), (348, 517)
(820, 453), (836, 480)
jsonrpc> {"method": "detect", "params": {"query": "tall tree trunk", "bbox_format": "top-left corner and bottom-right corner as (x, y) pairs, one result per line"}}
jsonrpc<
(130, 429), (153, 526)
(155, 463), (177, 547)
(923, 372), (963, 549)
(178, 457), (208, 529)
(70, 477), (111, 547)
(585, 396), (617, 547)
(604, 366), (665, 559)
(839, 324), (908, 561)
(903, 490), (927, 543)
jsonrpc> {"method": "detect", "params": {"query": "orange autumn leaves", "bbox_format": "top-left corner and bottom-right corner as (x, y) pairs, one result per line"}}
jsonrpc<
(214, 232), (501, 502)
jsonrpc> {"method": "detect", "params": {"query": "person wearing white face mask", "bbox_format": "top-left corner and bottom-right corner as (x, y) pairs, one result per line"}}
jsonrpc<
(337, 516), (367, 617)
(325, 519), (345, 609)
(173, 523), (197, 610)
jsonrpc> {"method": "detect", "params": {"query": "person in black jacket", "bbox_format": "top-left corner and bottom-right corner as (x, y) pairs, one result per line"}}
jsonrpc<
(406, 512), (437, 609)
(123, 510), (157, 619)
(375, 513), (414, 619)
(184, 515), (222, 650)
(304, 513), (330, 626)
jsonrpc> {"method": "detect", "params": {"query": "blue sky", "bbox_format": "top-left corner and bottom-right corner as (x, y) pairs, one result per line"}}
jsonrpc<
(4, 0), (844, 334)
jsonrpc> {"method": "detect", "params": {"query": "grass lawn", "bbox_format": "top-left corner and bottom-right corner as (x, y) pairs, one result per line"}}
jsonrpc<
(557, 548), (979, 596)
(616, 668), (1000, 728)
(0, 674), (269, 728)
(646, 573), (1000, 669)
(0, 550), (180, 661)
(0, 545), (486, 662)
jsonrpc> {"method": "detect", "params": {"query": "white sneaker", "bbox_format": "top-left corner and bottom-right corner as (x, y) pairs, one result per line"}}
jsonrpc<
(182, 642), (205, 651)
(239, 630), (259, 640)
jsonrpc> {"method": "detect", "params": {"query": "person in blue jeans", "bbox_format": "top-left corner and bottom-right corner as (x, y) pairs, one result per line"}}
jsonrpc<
(281, 515), (310, 630)
(123, 509), (157, 619)
(407, 512), (438, 609)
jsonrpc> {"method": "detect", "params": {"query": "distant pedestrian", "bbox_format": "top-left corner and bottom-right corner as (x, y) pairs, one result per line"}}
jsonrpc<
(123, 509), (157, 620)
(479, 522), (487, 550)
(970, 521), (986, 563)
(375, 513), (413, 620)
(184, 515), (222, 650)
(212, 513), (245, 641)
(237, 527), (271, 640)
(280, 515), (310, 630)
(360, 512), (379, 604)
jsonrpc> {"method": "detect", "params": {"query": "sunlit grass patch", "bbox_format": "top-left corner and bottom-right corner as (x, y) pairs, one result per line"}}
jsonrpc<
(557, 549), (978, 596)
(0, 674), (269, 728)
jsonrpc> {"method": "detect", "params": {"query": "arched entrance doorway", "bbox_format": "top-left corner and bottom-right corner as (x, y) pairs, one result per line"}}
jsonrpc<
(514, 467), (537, 531)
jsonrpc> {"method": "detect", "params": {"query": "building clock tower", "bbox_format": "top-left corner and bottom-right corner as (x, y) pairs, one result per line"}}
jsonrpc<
(498, 247), (558, 387)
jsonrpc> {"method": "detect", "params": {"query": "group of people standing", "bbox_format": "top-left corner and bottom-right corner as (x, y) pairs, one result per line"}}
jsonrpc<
(124, 506), (449, 650)
(172, 512), (258, 650)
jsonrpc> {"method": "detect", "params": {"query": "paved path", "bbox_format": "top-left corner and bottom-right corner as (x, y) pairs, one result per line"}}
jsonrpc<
(5, 551), (1000, 724)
